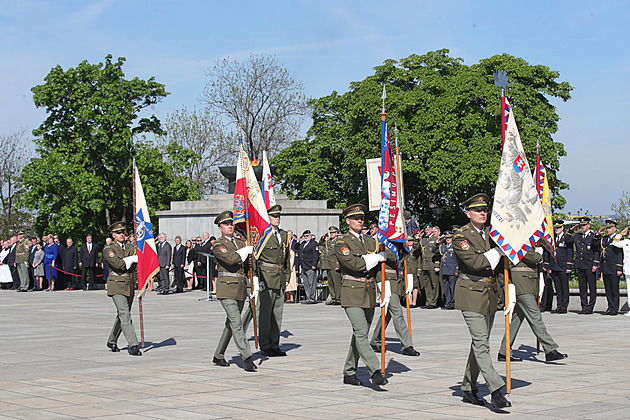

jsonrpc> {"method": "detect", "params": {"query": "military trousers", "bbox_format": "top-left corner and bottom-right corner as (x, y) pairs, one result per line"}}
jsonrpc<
(214, 299), (252, 361)
(422, 269), (440, 306)
(499, 293), (559, 356)
(461, 307), (505, 394)
(550, 270), (570, 312)
(17, 262), (29, 291)
(577, 268), (597, 311)
(343, 307), (380, 377)
(108, 294), (139, 347)
(442, 274), (457, 308)
(259, 288), (284, 351)
(370, 293), (413, 349)
(215, 296), (260, 359)
(540, 271), (554, 311)
(602, 273), (620, 313)
(327, 269), (342, 303)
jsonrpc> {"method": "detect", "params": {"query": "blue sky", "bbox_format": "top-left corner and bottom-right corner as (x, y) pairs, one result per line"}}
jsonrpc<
(1, 0), (628, 215)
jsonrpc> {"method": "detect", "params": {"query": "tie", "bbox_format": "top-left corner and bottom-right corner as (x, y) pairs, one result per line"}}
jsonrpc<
(359, 235), (364, 244)
(122, 243), (125, 251)
(88, 243), (91, 253)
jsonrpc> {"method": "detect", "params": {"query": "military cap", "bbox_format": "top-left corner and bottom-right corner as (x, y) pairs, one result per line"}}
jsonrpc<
(369, 223), (377, 230)
(451, 225), (461, 231)
(214, 210), (233, 225)
(444, 230), (454, 238)
(423, 222), (433, 228)
(553, 219), (564, 228)
(463, 193), (489, 210)
(579, 216), (591, 225)
(406, 235), (415, 241)
(109, 221), (126, 233)
(328, 226), (339, 233)
(605, 219), (617, 228)
(302, 229), (311, 236)
(17, 230), (25, 235)
(413, 229), (421, 236)
(342, 203), (367, 219)
(268, 204), (282, 216)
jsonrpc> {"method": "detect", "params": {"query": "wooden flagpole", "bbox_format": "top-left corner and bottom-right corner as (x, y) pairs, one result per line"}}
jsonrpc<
(535, 139), (542, 354)
(132, 159), (145, 348)
(380, 245), (386, 374)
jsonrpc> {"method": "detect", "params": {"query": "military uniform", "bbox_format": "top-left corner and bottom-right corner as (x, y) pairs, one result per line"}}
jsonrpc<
(320, 226), (342, 305)
(420, 231), (441, 308)
(336, 204), (387, 386)
(452, 194), (508, 407)
(592, 220), (624, 315)
(257, 204), (291, 355)
(103, 222), (141, 355)
(499, 249), (561, 358)
(15, 232), (30, 291)
(566, 218), (597, 313)
(543, 221), (573, 313)
(432, 232), (458, 309)
(212, 211), (257, 371)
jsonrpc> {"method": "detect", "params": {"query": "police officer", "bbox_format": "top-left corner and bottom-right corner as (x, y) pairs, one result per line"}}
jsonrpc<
(592, 220), (624, 315)
(452, 193), (510, 408)
(543, 220), (573, 313)
(432, 230), (458, 309)
(211, 211), (257, 372)
(498, 248), (568, 363)
(14, 230), (30, 292)
(103, 222), (141, 356)
(257, 204), (291, 356)
(567, 217), (597, 314)
(335, 204), (388, 387)
(321, 226), (342, 305)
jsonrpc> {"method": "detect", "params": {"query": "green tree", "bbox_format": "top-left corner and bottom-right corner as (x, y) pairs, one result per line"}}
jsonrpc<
(611, 191), (630, 227)
(273, 50), (572, 226)
(0, 129), (33, 237)
(22, 55), (197, 242)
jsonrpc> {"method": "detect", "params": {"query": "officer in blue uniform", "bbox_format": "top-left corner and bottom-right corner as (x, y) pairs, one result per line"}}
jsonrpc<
(542, 220), (574, 314)
(592, 220), (624, 315)
(566, 217), (597, 314)
(431, 230), (458, 309)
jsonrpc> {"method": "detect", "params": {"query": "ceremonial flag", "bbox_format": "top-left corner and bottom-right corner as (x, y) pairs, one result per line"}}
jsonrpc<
(233, 139), (272, 258)
(490, 100), (546, 265)
(536, 158), (555, 254)
(262, 150), (276, 208)
(134, 166), (159, 297)
(376, 113), (406, 264)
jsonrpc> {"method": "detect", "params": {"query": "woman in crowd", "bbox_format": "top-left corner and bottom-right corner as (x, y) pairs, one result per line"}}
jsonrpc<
(184, 239), (194, 291)
(285, 231), (297, 303)
(32, 242), (45, 291)
(613, 226), (630, 316)
(44, 236), (58, 291)
(0, 240), (13, 289)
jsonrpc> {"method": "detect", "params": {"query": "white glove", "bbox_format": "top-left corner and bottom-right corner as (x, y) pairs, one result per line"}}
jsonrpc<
(539, 272), (545, 299)
(504, 283), (516, 322)
(235, 245), (253, 262)
(535, 246), (543, 256)
(379, 280), (391, 309)
(123, 255), (138, 270)
(250, 276), (259, 300)
(362, 252), (386, 271)
(483, 247), (503, 270)
(406, 274), (414, 296)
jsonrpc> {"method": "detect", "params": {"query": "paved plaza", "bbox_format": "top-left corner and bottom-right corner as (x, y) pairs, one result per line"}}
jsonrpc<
(1, 289), (629, 419)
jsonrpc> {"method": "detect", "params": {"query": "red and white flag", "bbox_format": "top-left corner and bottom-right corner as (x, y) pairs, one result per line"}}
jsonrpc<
(134, 166), (159, 296)
(262, 150), (276, 209)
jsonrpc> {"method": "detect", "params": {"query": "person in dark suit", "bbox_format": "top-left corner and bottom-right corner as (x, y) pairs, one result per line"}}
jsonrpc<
(61, 238), (78, 290)
(543, 220), (573, 313)
(297, 230), (319, 303)
(196, 232), (212, 290)
(566, 217), (597, 314)
(156, 233), (172, 295)
(172, 235), (186, 293)
(7, 236), (19, 290)
(79, 234), (99, 290)
(28, 237), (38, 290)
(592, 220), (624, 315)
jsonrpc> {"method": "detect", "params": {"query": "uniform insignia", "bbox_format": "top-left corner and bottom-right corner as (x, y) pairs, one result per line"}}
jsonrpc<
(220, 245), (228, 253)
(460, 240), (470, 250)
(454, 233), (464, 239)
(341, 246), (350, 256)
(108, 250), (115, 258)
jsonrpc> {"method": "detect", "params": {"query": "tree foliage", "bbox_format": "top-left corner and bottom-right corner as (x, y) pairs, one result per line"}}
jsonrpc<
(157, 106), (237, 198)
(23, 55), (197, 242)
(273, 50), (573, 226)
(200, 54), (308, 161)
(0, 129), (33, 237)
(611, 191), (630, 227)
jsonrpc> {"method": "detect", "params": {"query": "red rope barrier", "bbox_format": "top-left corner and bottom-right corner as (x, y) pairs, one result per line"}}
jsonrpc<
(52, 266), (103, 277)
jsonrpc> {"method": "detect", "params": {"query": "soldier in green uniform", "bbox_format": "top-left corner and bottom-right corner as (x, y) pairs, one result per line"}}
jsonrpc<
(370, 236), (419, 356)
(452, 194), (510, 408)
(409, 231), (422, 307)
(335, 204), (388, 387)
(498, 248), (568, 363)
(321, 226), (342, 305)
(420, 223), (440, 308)
(103, 222), (141, 356)
(257, 204), (291, 357)
(15, 230), (30, 292)
(211, 211), (257, 372)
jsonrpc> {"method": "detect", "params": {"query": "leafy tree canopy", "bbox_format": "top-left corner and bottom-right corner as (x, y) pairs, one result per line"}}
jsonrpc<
(23, 55), (197, 242)
(273, 50), (573, 227)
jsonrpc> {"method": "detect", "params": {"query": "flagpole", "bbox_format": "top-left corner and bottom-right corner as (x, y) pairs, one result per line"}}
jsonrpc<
(380, 87), (387, 374)
(535, 139), (542, 354)
(494, 70), (511, 393)
(132, 157), (145, 349)
(393, 124), (412, 337)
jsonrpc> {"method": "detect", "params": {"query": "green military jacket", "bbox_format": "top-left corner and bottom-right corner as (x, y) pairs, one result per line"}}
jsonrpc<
(256, 229), (290, 290)
(319, 238), (338, 270)
(380, 248), (406, 296)
(400, 251), (416, 295)
(420, 235), (440, 271)
(510, 249), (542, 296)
(335, 232), (379, 309)
(103, 241), (137, 298)
(15, 237), (30, 264)
(452, 222), (500, 315)
(410, 240), (422, 276)
(213, 235), (252, 301)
